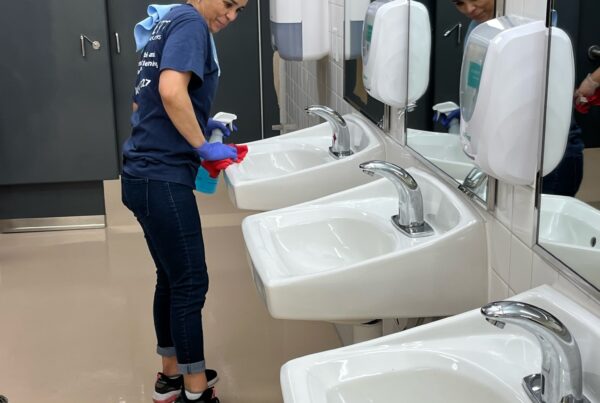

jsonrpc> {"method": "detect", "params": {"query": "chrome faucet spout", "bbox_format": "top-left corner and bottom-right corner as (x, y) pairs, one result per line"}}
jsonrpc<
(459, 167), (488, 197)
(359, 160), (433, 238)
(306, 105), (353, 159)
(481, 301), (590, 403)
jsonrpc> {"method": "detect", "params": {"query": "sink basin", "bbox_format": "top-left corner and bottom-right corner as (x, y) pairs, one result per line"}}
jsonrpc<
(407, 129), (475, 182)
(225, 114), (385, 210)
(539, 194), (600, 281)
(241, 167), (487, 321)
(281, 285), (600, 403)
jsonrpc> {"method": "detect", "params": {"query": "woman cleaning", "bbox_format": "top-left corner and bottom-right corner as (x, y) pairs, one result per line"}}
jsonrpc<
(121, 1), (248, 402)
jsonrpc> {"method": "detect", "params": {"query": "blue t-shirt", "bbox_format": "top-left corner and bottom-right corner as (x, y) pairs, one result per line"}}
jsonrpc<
(123, 4), (219, 188)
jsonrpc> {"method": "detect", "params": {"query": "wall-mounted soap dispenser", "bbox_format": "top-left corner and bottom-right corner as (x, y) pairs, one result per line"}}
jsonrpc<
(361, 0), (431, 108)
(270, 0), (329, 61)
(459, 16), (574, 185)
(344, 0), (371, 60)
(542, 27), (574, 176)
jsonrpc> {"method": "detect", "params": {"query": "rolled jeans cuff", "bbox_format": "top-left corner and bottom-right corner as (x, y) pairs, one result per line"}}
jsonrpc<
(177, 360), (206, 375)
(157, 345), (177, 357)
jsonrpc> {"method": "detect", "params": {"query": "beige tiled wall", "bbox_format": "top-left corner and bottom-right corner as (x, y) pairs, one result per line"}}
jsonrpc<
(280, 0), (353, 133)
(280, 0), (600, 314)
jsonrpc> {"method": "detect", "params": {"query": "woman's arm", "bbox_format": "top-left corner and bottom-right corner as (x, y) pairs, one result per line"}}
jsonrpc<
(158, 69), (206, 148)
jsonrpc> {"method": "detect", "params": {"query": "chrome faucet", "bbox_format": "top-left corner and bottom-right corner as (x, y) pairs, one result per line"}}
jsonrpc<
(481, 301), (590, 403)
(459, 167), (488, 198)
(305, 105), (353, 159)
(359, 160), (433, 238)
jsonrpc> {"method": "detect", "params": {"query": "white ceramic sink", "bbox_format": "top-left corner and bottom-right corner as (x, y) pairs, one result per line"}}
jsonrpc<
(224, 114), (385, 210)
(241, 167), (487, 321)
(407, 129), (475, 182)
(281, 286), (600, 403)
(539, 194), (600, 282)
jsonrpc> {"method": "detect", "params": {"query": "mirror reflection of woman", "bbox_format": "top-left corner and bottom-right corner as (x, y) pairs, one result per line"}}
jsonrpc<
(451, 0), (494, 38)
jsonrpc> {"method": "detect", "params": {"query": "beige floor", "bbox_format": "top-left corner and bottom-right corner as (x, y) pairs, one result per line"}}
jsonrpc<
(0, 179), (341, 403)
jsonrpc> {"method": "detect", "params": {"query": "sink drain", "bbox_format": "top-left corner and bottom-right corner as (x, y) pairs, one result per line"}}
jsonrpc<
(592, 237), (597, 248)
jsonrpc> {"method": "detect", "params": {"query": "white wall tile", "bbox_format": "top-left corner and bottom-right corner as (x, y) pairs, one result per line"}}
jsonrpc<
(522, 0), (547, 21)
(555, 274), (600, 312)
(509, 236), (533, 294)
(512, 184), (536, 246)
(531, 254), (559, 288)
(495, 182), (514, 228)
(491, 219), (511, 282)
(489, 269), (510, 302)
(504, 0), (524, 16)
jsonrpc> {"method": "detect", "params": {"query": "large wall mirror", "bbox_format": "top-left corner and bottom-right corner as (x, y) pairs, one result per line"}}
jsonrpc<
(404, 0), (496, 204)
(343, 0), (386, 125)
(538, 0), (600, 290)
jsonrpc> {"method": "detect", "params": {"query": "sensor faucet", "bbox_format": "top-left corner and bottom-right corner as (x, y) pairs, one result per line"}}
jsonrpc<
(359, 160), (433, 237)
(481, 301), (590, 403)
(305, 105), (353, 159)
(459, 167), (488, 198)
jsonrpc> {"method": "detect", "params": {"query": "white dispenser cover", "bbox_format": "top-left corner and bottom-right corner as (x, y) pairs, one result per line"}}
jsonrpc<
(270, 0), (329, 61)
(459, 16), (548, 185)
(542, 27), (574, 176)
(362, 0), (431, 107)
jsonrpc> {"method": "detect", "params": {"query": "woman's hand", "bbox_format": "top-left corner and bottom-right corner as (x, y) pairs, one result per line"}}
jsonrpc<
(575, 72), (600, 100)
(196, 142), (238, 161)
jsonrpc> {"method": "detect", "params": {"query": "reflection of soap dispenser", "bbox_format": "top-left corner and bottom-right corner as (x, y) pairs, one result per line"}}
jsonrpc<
(459, 16), (550, 185)
(195, 112), (237, 194)
(361, 0), (431, 107)
(432, 102), (460, 134)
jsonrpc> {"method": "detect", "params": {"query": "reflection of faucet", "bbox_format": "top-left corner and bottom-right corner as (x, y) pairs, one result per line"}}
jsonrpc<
(359, 160), (433, 238)
(459, 167), (488, 198)
(481, 301), (590, 403)
(305, 105), (353, 159)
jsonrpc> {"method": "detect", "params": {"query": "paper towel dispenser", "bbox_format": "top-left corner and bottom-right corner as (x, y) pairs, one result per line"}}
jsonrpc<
(270, 0), (329, 61)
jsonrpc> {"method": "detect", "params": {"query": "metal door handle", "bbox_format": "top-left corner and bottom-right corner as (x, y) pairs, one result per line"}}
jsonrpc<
(588, 45), (600, 61)
(443, 23), (463, 46)
(80, 34), (101, 57)
(115, 32), (121, 54)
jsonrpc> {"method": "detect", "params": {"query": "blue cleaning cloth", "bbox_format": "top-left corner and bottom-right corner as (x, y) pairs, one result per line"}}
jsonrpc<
(134, 4), (182, 52)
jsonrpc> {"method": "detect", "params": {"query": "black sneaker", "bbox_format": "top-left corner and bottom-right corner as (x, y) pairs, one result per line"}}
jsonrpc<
(174, 387), (220, 403)
(152, 370), (219, 403)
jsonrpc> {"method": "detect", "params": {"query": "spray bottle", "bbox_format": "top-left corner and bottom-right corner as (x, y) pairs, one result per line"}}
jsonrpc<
(432, 101), (460, 134)
(195, 112), (238, 194)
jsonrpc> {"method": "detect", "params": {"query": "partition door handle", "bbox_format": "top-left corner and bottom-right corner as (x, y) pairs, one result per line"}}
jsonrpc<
(443, 23), (463, 46)
(588, 45), (600, 61)
(115, 32), (121, 54)
(80, 34), (101, 57)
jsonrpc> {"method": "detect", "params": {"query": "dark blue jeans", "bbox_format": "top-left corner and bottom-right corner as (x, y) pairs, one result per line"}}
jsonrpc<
(121, 173), (209, 375)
